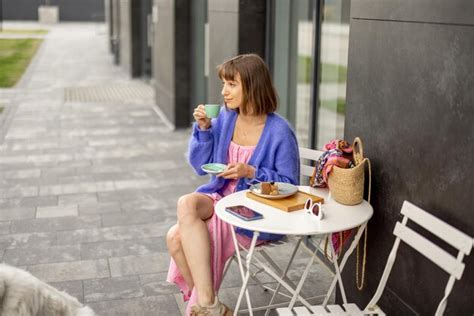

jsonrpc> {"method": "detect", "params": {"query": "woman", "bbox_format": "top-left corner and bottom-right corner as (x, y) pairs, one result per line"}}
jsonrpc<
(166, 54), (299, 316)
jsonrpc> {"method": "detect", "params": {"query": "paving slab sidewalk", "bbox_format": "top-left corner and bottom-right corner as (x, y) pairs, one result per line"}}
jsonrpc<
(0, 22), (333, 315)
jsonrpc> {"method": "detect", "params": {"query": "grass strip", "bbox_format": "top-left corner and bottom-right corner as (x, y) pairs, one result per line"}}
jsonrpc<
(0, 29), (49, 35)
(320, 98), (346, 114)
(0, 39), (42, 87)
(298, 56), (348, 84)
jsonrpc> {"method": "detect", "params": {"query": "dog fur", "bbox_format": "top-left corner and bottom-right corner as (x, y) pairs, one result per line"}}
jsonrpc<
(0, 264), (95, 316)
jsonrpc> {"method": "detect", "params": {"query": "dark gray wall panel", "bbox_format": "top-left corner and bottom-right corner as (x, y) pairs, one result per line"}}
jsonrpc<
(136, 0), (152, 78)
(238, 0), (266, 58)
(55, 0), (105, 21)
(3, 0), (104, 21)
(344, 16), (474, 315)
(3, 0), (42, 20)
(130, 0), (141, 77)
(351, 0), (474, 26)
(174, 0), (191, 124)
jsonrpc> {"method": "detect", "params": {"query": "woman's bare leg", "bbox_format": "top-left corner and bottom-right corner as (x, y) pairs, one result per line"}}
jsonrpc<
(177, 193), (215, 306)
(166, 224), (194, 291)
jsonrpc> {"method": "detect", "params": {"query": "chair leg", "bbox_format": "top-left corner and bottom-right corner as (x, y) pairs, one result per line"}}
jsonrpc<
(434, 275), (456, 316)
(364, 237), (401, 311)
(220, 255), (235, 293)
(323, 223), (367, 307)
(233, 247), (270, 293)
(264, 237), (303, 316)
(231, 228), (259, 315)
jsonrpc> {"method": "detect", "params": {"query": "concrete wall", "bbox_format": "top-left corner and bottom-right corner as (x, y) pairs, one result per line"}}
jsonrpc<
(118, 0), (132, 76)
(147, 0), (265, 127)
(3, 0), (105, 21)
(207, 0), (267, 104)
(105, 0), (112, 52)
(111, 0), (121, 64)
(343, 0), (474, 314)
(152, 0), (175, 126)
(207, 0), (239, 103)
(105, 0), (152, 76)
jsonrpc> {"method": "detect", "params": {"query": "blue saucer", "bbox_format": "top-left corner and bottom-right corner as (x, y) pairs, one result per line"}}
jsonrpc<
(201, 163), (227, 175)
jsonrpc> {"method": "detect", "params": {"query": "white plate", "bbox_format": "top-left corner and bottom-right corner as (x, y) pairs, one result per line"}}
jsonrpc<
(249, 182), (298, 199)
(201, 163), (227, 175)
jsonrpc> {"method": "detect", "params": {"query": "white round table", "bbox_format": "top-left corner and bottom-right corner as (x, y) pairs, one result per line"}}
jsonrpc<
(215, 186), (373, 236)
(215, 186), (374, 315)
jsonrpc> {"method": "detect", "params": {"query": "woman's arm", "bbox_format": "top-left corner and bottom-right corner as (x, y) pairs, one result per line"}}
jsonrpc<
(252, 128), (300, 185)
(253, 149), (299, 184)
(188, 122), (215, 175)
(188, 105), (225, 175)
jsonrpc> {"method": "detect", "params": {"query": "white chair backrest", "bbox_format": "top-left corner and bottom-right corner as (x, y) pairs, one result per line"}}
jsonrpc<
(299, 147), (324, 179)
(366, 201), (474, 315)
(398, 201), (472, 277)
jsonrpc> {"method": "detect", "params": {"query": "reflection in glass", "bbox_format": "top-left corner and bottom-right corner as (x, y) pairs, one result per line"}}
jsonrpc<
(270, 0), (350, 149)
(294, 0), (314, 148)
(315, 0), (350, 148)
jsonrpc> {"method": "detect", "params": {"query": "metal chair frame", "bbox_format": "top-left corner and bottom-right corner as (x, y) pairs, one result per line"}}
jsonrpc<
(277, 200), (474, 315)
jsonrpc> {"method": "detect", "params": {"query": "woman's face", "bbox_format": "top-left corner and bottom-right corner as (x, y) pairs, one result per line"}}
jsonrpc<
(221, 73), (243, 110)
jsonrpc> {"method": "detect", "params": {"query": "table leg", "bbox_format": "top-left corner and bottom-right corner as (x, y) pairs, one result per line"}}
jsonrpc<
(322, 223), (368, 306)
(231, 227), (259, 315)
(287, 237), (320, 309)
(329, 235), (347, 304)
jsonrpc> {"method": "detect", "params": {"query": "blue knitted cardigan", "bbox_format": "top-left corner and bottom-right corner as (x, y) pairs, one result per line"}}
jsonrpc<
(189, 107), (300, 194)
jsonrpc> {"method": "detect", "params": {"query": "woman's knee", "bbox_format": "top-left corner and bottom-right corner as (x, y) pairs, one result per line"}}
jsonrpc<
(176, 193), (199, 221)
(166, 225), (181, 255)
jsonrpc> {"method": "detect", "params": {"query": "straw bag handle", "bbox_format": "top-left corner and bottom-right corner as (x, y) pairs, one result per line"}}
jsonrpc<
(353, 137), (364, 165)
(356, 152), (372, 290)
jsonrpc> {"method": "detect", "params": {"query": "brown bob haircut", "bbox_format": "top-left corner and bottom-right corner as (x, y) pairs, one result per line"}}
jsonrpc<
(217, 54), (278, 116)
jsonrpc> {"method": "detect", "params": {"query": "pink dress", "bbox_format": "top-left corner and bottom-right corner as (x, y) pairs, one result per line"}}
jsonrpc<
(167, 141), (264, 315)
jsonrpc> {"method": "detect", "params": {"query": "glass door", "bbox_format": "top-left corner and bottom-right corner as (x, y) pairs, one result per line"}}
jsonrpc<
(271, 0), (315, 148)
(268, 0), (350, 149)
(314, 0), (350, 148)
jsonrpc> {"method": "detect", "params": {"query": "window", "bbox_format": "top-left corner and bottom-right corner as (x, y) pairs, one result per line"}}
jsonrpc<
(269, 0), (350, 149)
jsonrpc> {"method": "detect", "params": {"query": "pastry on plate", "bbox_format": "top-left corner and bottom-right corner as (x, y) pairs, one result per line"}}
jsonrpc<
(260, 181), (279, 195)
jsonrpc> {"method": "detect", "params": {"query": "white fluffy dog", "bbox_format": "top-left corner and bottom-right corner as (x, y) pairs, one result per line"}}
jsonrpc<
(0, 264), (95, 316)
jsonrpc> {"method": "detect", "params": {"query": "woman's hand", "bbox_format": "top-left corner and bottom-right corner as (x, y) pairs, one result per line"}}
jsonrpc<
(193, 104), (211, 130)
(219, 163), (255, 180)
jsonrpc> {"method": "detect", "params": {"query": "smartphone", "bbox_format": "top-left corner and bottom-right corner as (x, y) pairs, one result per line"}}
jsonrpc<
(225, 205), (263, 221)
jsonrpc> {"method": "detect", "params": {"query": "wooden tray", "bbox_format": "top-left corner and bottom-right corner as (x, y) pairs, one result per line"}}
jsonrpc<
(246, 191), (324, 212)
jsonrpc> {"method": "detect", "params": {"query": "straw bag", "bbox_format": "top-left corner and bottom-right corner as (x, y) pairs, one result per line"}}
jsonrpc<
(327, 137), (371, 205)
(327, 137), (372, 290)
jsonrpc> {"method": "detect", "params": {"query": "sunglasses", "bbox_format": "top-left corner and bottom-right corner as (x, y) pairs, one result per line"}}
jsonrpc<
(304, 198), (324, 220)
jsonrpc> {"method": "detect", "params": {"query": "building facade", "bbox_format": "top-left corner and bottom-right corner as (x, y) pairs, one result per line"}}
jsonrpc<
(3, 0), (105, 21)
(106, 1), (474, 313)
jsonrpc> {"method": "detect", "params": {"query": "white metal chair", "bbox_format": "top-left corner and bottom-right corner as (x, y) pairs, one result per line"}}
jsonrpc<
(299, 147), (324, 184)
(277, 200), (474, 315)
(221, 147), (324, 314)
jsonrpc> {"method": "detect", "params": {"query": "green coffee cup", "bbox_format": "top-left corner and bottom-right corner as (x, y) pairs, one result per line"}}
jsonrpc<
(205, 104), (221, 118)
